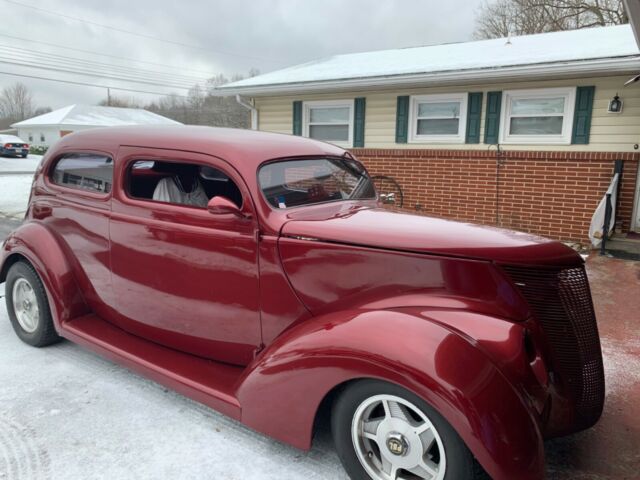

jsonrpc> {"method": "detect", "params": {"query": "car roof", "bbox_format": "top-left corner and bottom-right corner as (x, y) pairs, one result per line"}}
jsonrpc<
(54, 125), (347, 178)
(0, 134), (25, 142)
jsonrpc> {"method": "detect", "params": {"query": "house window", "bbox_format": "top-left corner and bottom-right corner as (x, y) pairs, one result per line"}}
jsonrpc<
(40, 133), (45, 142)
(303, 100), (353, 146)
(500, 88), (576, 144)
(28, 133), (33, 142)
(409, 93), (468, 143)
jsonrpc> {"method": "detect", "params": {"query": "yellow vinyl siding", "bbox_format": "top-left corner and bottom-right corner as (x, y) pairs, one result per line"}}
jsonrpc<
(255, 75), (640, 152)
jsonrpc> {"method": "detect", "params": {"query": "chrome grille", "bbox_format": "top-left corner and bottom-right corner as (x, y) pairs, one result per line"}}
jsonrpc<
(502, 265), (605, 429)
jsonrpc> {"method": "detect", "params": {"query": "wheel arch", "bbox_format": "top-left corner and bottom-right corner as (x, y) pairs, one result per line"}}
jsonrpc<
(236, 308), (545, 480)
(1, 222), (88, 327)
(0, 251), (27, 283)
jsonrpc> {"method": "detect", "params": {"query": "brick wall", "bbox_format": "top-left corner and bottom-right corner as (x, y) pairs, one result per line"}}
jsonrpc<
(352, 149), (640, 244)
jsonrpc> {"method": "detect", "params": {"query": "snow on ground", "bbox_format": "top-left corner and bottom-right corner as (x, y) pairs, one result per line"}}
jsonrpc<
(0, 156), (40, 219)
(0, 303), (348, 480)
(0, 175), (32, 219)
(0, 155), (42, 173)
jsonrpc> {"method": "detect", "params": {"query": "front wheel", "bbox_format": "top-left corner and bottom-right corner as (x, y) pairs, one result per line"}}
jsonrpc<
(5, 260), (61, 347)
(332, 380), (477, 480)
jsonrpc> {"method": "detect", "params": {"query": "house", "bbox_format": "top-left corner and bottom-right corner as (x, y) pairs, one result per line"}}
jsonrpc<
(215, 25), (640, 245)
(11, 104), (181, 148)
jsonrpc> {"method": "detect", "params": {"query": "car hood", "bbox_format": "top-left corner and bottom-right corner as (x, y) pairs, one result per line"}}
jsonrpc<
(281, 205), (581, 266)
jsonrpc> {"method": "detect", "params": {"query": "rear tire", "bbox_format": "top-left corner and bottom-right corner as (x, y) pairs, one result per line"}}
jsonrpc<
(332, 379), (478, 480)
(5, 260), (61, 347)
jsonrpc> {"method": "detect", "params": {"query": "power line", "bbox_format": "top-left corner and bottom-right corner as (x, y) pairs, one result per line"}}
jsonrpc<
(0, 58), (195, 90)
(0, 33), (221, 76)
(0, 70), (189, 98)
(0, 45), (210, 86)
(2, 0), (281, 63)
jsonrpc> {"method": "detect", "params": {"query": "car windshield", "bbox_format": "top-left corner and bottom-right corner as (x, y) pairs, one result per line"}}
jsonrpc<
(259, 157), (376, 209)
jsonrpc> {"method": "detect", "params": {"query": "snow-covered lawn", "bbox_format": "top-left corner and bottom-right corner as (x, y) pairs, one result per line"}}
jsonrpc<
(0, 154), (42, 173)
(0, 155), (41, 218)
(0, 302), (348, 480)
(0, 174), (33, 219)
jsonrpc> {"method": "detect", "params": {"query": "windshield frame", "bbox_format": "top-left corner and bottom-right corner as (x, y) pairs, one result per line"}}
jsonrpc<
(256, 155), (378, 211)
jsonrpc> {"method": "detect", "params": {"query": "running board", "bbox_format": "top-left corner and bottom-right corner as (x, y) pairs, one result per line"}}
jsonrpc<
(61, 314), (243, 419)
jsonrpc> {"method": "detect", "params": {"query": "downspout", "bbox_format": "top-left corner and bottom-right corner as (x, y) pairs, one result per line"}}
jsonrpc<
(236, 94), (258, 130)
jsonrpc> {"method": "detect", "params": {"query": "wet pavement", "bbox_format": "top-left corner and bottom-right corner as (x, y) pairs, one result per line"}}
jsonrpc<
(545, 255), (640, 480)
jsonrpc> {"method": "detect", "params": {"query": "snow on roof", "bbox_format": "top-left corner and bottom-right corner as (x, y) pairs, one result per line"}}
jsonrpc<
(12, 104), (182, 128)
(217, 25), (639, 94)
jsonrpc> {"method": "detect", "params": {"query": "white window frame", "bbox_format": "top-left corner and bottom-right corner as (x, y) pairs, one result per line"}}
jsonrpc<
(499, 87), (576, 145)
(302, 99), (354, 147)
(408, 93), (468, 144)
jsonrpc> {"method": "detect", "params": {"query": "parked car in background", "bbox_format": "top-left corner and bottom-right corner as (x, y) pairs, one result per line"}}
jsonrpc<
(0, 134), (29, 158)
(0, 126), (605, 480)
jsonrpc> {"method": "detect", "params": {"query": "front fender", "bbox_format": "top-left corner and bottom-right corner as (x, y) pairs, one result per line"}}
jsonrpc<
(0, 221), (87, 327)
(237, 308), (544, 480)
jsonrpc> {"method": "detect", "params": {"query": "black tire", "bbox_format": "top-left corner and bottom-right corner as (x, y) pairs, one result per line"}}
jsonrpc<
(21, 153), (28, 158)
(332, 379), (478, 480)
(5, 260), (61, 347)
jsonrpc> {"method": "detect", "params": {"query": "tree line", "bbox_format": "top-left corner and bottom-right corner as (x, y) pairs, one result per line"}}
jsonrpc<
(474, 0), (627, 39)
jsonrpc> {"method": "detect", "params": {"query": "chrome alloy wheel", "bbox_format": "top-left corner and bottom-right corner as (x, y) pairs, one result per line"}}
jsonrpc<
(351, 394), (446, 480)
(12, 277), (40, 333)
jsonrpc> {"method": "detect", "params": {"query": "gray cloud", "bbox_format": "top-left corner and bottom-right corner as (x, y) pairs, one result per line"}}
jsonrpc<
(0, 0), (482, 110)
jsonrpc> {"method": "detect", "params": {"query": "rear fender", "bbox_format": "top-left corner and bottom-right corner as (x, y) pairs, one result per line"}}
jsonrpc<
(237, 308), (544, 480)
(1, 222), (88, 328)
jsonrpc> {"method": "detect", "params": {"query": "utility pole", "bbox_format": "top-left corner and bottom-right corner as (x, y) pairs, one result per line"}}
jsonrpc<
(107, 88), (111, 106)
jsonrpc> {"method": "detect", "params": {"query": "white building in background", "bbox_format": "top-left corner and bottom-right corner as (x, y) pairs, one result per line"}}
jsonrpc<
(11, 104), (181, 148)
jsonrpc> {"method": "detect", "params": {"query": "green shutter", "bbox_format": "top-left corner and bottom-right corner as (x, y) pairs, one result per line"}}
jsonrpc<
(465, 92), (483, 144)
(484, 91), (502, 145)
(572, 86), (595, 145)
(353, 97), (366, 148)
(292, 100), (302, 136)
(395, 96), (410, 144)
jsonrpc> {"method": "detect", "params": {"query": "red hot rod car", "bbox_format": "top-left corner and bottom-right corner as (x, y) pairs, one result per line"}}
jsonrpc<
(1, 126), (604, 480)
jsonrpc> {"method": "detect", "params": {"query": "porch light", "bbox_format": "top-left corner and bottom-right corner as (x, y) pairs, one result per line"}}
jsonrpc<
(608, 94), (623, 114)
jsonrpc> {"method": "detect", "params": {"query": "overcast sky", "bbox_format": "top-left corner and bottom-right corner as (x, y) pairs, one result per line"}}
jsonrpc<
(0, 0), (483, 110)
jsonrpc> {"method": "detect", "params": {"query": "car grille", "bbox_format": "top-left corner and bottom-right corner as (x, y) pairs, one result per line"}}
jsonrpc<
(502, 264), (605, 429)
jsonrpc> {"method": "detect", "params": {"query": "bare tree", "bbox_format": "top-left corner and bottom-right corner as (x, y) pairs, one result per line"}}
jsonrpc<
(0, 82), (34, 122)
(474, 0), (628, 39)
(33, 106), (52, 116)
(98, 95), (141, 108)
(145, 70), (254, 129)
(186, 85), (206, 124)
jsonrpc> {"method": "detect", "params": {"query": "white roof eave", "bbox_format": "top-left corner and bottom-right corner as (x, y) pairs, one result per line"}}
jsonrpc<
(213, 56), (640, 97)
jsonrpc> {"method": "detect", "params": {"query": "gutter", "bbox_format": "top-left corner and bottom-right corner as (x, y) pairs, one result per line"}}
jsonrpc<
(235, 95), (258, 130)
(214, 56), (640, 96)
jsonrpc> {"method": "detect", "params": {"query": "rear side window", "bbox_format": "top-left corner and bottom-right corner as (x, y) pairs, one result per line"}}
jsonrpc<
(51, 153), (113, 194)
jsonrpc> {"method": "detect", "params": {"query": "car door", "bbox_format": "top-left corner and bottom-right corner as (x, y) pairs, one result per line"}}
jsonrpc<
(108, 146), (261, 366)
(43, 150), (114, 315)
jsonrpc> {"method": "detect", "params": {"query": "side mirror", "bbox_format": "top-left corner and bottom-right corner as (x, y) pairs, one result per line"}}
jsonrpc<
(207, 196), (243, 216)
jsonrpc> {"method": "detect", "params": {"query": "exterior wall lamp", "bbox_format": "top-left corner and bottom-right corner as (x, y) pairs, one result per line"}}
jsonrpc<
(608, 94), (623, 114)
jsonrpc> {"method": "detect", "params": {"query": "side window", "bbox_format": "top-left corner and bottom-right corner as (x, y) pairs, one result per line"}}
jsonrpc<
(127, 160), (243, 209)
(51, 153), (113, 194)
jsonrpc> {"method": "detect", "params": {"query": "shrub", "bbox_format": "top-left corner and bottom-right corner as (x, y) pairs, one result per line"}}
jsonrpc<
(29, 145), (48, 155)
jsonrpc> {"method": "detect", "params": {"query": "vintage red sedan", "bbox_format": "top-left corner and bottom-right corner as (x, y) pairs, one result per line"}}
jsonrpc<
(0, 126), (604, 480)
